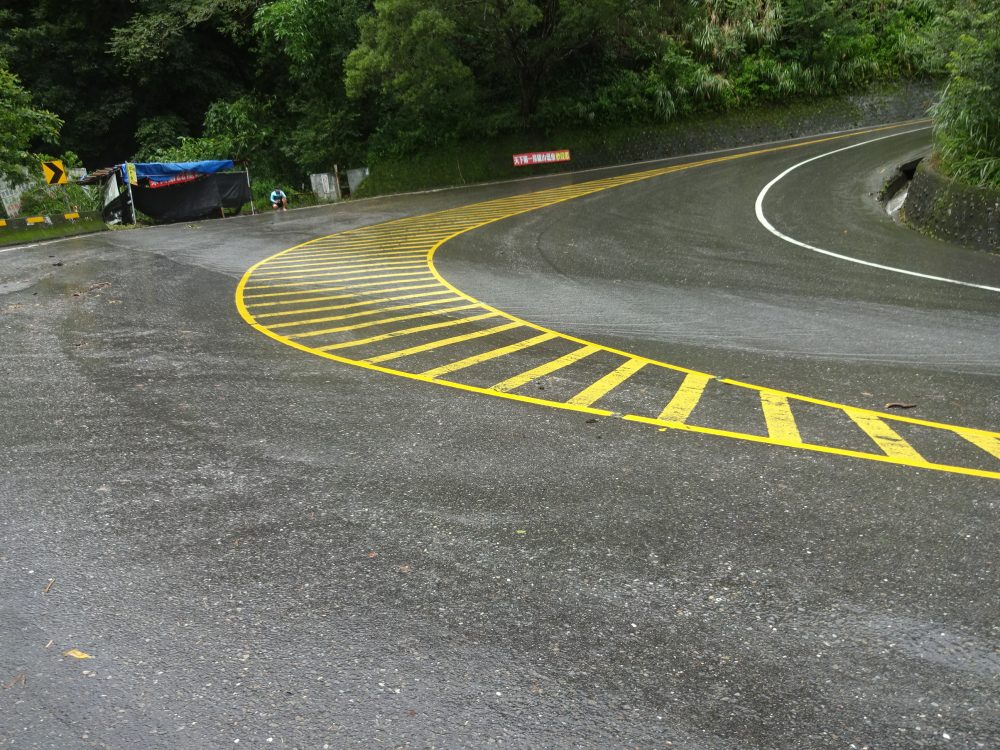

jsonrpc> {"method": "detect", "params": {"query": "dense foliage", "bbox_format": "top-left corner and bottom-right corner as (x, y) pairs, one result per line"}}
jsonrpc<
(0, 61), (61, 183)
(927, 0), (1000, 187)
(0, 0), (997, 194)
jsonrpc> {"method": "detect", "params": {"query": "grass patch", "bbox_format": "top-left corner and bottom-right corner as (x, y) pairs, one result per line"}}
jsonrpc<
(0, 219), (107, 247)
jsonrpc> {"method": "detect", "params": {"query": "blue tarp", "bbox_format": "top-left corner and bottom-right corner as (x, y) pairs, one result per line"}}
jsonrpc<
(121, 160), (235, 184)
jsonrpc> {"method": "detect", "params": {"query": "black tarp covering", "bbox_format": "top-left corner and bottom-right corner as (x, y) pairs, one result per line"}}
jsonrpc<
(131, 173), (251, 222)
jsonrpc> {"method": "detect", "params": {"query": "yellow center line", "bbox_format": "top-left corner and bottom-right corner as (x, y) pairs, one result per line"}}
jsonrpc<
(658, 372), (713, 423)
(567, 358), (648, 407)
(491, 345), (602, 393)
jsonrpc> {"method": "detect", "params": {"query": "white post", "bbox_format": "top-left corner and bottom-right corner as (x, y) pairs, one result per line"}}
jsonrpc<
(123, 165), (138, 225)
(245, 166), (256, 215)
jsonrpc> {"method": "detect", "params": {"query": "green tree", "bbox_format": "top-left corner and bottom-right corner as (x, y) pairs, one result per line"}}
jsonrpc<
(345, 0), (474, 153)
(0, 62), (61, 183)
(930, 3), (1000, 187)
(254, 0), (370, 171)
(0, 1), (132, 167)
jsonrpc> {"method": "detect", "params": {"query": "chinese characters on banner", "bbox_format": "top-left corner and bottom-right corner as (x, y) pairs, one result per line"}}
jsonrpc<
(512, 150), (571, 167)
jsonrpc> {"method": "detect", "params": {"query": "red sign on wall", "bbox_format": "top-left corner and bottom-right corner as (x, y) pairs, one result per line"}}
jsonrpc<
(512, 149), (571, 167)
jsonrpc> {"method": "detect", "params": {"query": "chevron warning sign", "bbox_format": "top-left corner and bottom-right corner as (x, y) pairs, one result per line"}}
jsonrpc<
(41, 160), (67, 185)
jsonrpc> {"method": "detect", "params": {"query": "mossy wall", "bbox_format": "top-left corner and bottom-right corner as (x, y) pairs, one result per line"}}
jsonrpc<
(903, 161), (1000, 253)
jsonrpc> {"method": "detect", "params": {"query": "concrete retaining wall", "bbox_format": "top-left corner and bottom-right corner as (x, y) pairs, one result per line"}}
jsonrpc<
(903, 161), (1000, 252)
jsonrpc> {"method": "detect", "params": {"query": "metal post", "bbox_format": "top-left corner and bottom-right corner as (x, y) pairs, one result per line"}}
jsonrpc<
(245, 167), (256, 215)
(123, 165), (138, 225)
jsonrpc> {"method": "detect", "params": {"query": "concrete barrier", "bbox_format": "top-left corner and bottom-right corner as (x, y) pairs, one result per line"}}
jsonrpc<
(0, 211), (101, 231)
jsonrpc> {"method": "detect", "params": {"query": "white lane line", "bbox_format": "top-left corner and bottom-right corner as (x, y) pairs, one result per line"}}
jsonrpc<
(754, 127), (1000, 294)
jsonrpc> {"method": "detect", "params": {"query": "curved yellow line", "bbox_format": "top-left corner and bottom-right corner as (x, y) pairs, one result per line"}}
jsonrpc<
(236, 122), (1000, 481)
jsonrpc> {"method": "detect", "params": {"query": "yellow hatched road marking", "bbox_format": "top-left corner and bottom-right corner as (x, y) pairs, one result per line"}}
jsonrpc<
(955, 430), (1000, 461)
(262, 250), (427, 267)
(761, 392), (803, 444)
(365, 322), (523, 363)
(283, 242), (434, 253)
(249, 262), (427, 284)
(243, 276), (436, 299)
(267, 296), (463, 329)
(244, 270), (432, 290)
(255, 290), (454, 319)
(845, 409), (925, 461)
(247, 283), (443, 308)
(658, 373), (712, 423)
(238, 121), (1000, 480)
(567, 358), (647, 407)
(253, 258), (428, 276)
(422, 333), (558, 378)
(491, 345), (602, 393)
(288, 303), (478, 339)
(318, 312), (498, 351)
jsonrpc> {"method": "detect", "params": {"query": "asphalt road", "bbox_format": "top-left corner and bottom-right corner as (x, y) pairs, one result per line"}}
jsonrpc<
(2, 124), (998, 749)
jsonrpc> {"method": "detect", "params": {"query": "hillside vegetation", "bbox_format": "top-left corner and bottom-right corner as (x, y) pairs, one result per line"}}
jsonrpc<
(0, 0), (996, 201)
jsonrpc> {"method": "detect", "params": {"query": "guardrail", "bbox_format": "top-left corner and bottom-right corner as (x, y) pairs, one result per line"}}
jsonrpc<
(0, 210), (102, 231)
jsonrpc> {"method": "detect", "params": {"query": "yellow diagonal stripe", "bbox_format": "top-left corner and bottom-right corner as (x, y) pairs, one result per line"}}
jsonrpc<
(366, 322), (523, 364)
(422, 333), (558, 378)
(567, 358), (647, 407)
(491, 345), (602, 393)
(318, 313), (497, 351)
(246, 282), (441, 306)
(266, 297), (462, 329)
(761, 392), (803, 444)
(845, 409), (925, 462)
(255, 290), (453, 318)
(658, 372), (712, 423)
(956, 430), (1000, 461)
(288, 303), (478, 339)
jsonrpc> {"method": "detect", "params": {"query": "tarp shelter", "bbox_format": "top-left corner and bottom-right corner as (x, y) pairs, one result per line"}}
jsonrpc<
(82, 160), (252, 223)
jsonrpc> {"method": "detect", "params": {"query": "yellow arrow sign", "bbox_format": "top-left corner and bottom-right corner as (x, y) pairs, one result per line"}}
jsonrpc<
(42, 160), (67, 185)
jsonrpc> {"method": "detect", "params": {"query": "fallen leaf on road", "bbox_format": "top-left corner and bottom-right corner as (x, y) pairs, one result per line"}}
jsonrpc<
(367, 551), (379, 559)
(2, 673), (26, 689)
(63, 649), (93, 660)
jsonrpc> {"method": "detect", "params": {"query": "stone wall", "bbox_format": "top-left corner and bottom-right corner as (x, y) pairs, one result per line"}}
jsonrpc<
(903, 160), (1000, 252)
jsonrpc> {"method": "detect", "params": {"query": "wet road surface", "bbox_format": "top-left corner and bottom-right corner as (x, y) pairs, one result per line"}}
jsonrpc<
(2, 125), (998, 749)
